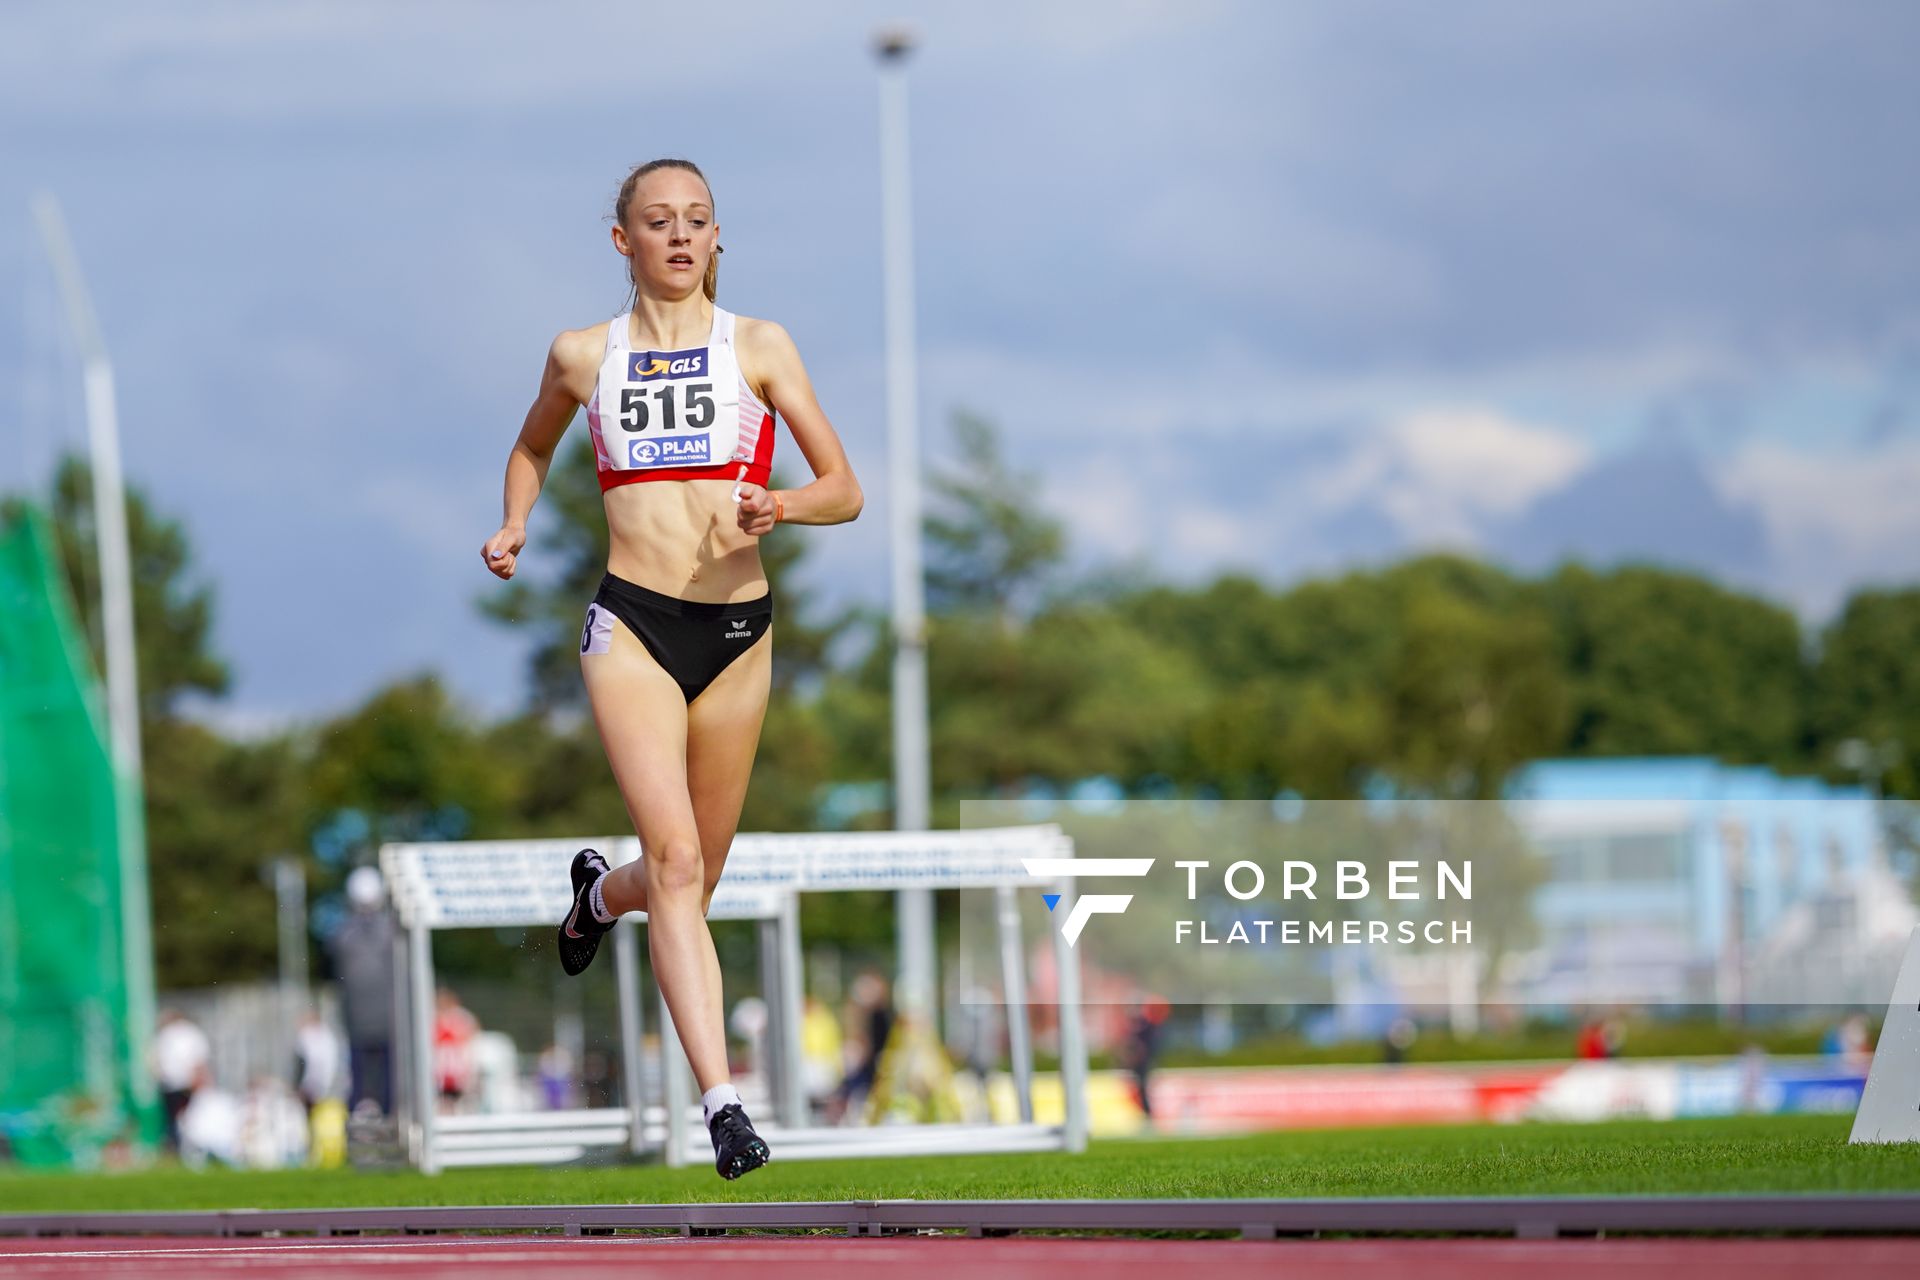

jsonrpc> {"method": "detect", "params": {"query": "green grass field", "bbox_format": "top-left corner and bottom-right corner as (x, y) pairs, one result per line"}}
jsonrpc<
(2, 1114), (1917, 1215)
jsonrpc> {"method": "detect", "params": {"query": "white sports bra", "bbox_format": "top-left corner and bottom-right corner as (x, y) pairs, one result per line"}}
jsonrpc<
(584, 304), (775, 492)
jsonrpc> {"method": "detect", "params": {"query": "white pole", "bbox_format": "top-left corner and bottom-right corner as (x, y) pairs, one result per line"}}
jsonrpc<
(1050, 877), (1090, 1154)
(659, 985), (690, 1168)
(410, 923), (437, 1173)
(874, 26), (936, 1028)
(273, 857), (309, 1085)
(776, 893), (807, 1126)
(995, 883), (1035, 1122)
(31, 191), (156, 1113)
(612, 920), (647, 1156)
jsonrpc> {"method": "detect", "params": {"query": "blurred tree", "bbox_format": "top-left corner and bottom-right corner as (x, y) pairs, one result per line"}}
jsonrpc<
(1537, 563), (1809, 767)
(1276, 683), (1390, 798)
(1384, 586), (1569, 798)
(1812, 588), (1920, 797)
(480, 710), (630, 839)
(1116, 556), (1557, 798)
(143, 720), (302, 987)
(1182, 675), (1299, 797)
(304, 672), (514, 837)
(924, 409), (1066, 625)
(824, 412), (1125, 810)
(301, 673), (529, 981)
(815, 607), (893, 784)
(0, 453), (230, 719)
(922, 602), (1207, 796)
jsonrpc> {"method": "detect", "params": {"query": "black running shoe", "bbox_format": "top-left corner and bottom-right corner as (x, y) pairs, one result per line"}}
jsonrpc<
(708, 1102), (771, 1180)
(556, 848), (613, 977)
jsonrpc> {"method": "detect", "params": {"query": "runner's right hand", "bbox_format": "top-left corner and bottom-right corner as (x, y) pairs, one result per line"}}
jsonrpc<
(481, 525), (525, 580)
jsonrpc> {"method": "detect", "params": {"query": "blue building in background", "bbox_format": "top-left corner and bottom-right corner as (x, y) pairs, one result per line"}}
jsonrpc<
(1500, 756), (1909, 1012)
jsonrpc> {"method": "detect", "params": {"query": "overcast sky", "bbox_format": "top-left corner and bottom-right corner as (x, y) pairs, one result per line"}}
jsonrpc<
(4, 1), (1917, 733)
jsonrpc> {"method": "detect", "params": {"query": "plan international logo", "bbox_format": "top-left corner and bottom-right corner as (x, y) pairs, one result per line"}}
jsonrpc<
(1020, 856), (1155, 947)
(629, 436), (712, 466)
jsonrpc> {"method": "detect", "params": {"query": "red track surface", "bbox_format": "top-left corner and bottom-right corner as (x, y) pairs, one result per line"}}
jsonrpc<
(2, 1236), (1918, 1278)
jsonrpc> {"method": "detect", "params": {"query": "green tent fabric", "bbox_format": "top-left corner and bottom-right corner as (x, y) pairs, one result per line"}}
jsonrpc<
(0, 503), (153, 1165)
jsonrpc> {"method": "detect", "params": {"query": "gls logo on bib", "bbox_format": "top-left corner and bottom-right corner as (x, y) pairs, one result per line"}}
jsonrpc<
(630, 349), (708, 381)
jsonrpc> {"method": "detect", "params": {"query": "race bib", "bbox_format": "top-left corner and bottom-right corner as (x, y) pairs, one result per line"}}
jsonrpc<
(596, 341), (741, 472)
(580, 601), (612, 656)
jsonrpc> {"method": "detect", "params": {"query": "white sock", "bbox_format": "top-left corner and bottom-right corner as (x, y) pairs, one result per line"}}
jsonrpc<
(587, 873), (615, 925)
(702, 1082), (742, 1129)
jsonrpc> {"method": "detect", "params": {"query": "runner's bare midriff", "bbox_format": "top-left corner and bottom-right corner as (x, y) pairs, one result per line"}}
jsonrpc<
(603, 477), (768, 603)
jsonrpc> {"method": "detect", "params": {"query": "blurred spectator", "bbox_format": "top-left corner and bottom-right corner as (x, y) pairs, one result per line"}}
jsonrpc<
(1823, 1013), (1873, 1074)
(1118, 996), (1170, 1120)
(580, 1049), (615, 1108)
(150, 1008), (211, 1155)
(432, 987), (479, 1114)
(1575, 1019), (1603, 1058)
(1199, 1005), (1235, 1055)
(326, 866), (397, 1115)
(948, 982), (998, 1090)
(537, 1042), (575, 1110)
(239, 1075), (309, 1169)
(1382, 1016), (1418, 1065)
(1575, 1014), (1626, 1060)
(800, 995), (845, 1113)
(308, 1095), (349, 1169)
(177, 1082), (241, 1168)
(1602, 1015), (1627, 1056)
(293, 1009), (344, 1114)
(827, 968), (894, 1124)
(472, 1030), (523, 1112)
(730, 996), (770, 1082)
(1738, 1042), (1770, 1113)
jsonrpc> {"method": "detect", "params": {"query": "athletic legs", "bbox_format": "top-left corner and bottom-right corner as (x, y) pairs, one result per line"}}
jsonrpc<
(580, 610), (772, 1094)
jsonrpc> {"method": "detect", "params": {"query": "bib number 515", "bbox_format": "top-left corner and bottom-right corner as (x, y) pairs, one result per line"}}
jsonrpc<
(619, 383), (715, 432)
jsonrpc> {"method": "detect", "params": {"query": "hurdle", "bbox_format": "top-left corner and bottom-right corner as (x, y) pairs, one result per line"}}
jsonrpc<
(378, 823), (1088, 1172)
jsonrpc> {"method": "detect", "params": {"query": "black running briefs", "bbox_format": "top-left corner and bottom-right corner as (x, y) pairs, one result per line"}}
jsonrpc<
(581, 571), (773, 704)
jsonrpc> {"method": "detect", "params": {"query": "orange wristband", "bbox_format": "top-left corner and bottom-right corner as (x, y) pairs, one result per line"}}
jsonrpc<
(773, 492), (784, 523)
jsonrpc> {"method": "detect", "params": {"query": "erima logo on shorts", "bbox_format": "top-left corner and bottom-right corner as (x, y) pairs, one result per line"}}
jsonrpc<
(630, 349), (707, 381)
(725, 619), (753, 639)
(629, 437), (712, 466)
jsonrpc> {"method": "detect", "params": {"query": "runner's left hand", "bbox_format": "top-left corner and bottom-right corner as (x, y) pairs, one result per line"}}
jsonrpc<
(735, 481), (777, 536)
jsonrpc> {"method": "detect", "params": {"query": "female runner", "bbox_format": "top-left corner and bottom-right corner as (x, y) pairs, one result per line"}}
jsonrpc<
(480, 158), (863, 1179)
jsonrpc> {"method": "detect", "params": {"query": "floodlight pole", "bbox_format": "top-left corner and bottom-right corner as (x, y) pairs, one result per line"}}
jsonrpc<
(271, 857), (309, 1078)
(32, 192), (156, 1112)
(874, 26), (936, 1028)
